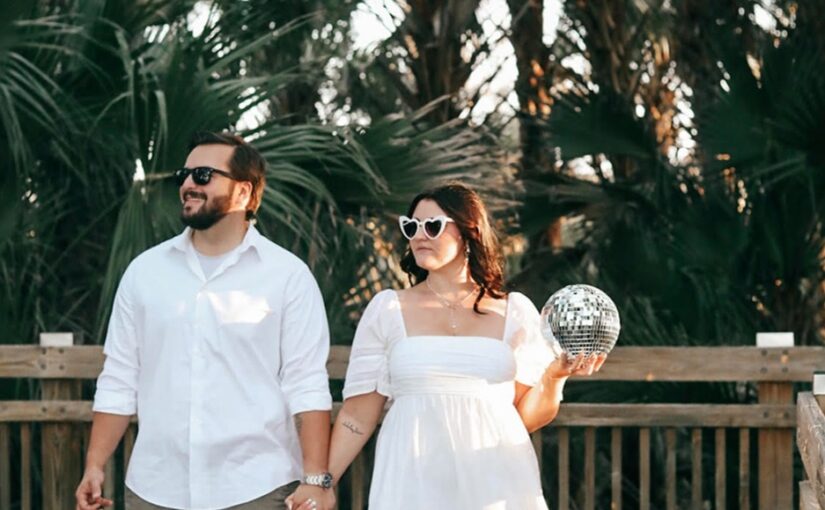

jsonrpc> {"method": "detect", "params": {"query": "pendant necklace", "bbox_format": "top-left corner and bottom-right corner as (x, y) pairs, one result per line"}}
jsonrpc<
(425, 279), (477, 335)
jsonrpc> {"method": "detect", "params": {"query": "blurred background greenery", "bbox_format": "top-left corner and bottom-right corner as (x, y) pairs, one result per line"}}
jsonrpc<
(2, 0), (825, 507)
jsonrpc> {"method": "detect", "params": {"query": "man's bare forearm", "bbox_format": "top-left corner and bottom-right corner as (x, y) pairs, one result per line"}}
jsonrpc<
(86, 412), (132, 470)
(295, 410), (331, 474)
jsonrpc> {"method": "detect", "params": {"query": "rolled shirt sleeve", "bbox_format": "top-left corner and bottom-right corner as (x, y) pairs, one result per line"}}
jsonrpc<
(279, 265), (333, 415)
(93, 265), (140, 415)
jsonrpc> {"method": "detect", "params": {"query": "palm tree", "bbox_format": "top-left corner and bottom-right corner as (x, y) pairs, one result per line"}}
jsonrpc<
(0, 0), (502, 349)
(503, 0), (823, 506)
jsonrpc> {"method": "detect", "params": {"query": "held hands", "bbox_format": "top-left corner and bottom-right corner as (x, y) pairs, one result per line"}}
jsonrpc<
(75, 466), (113, 510)
(286, 484), (336, 510)
(544, 351), (607, 381)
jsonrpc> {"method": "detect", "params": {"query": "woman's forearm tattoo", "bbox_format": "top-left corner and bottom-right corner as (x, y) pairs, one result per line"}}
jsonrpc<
(342, 420), (364, 435)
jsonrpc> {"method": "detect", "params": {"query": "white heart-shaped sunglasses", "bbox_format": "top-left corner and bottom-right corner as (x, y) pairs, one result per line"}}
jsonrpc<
(399, 215), (455, 240)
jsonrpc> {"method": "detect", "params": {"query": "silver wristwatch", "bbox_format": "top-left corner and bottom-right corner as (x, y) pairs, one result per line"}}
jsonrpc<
(303, 472), (333, 489)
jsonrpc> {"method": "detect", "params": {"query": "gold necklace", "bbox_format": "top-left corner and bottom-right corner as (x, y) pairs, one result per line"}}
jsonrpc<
(425, 279), (476, 334)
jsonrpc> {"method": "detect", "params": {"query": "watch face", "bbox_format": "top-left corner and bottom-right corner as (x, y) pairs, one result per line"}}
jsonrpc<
(322, 472), (333, 489)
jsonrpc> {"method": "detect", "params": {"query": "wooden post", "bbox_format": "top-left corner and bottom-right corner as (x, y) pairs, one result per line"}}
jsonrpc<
(39, 332), (83, 510)
(797, 384), (825, 510)
(815, 371), (825, 410)
(755, 332), (794, 510)
(0, 423), (10, 510)
(802, 372), (825, 509)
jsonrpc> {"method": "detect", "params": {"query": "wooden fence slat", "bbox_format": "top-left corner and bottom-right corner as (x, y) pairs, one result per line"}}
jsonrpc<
(558, 427), (569, 510)
(797, 392), (825, 509)
(21, 423), (31, 510)
(799, 481), (818, 510)
(715, 428), (726, 510)
(666, 428), (677, 510)
(41, 378), (81, 510)
(692, 428), (702, 510)
(0, 401), (798, 427)
(104, 459), (115, 507)
(6, 345), (825, 381)
(585, 427), (595, 510)
(532, 430), (543, 470)
(287, 346), (825, 382)
(349, 450), (366, 510)
(758, 381), (794, 510)
(124, 424), (136, 471)
(0, 345), (105, 378)
(0, 424), (10, 510)
(551, 404), (796, 427)
(739, 428), (750, 510)
(639, 428), (650, 510)
(611, 427), (621, 510)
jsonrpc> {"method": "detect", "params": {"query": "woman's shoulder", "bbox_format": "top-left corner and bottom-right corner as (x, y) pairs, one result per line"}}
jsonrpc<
(365, 288), (400, 310)
(506, 291), (541, 317)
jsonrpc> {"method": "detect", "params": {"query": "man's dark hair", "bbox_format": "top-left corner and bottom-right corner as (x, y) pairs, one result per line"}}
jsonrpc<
(188, 131), (266, 221)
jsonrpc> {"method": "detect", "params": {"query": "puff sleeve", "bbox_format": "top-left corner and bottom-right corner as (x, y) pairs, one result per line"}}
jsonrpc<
(342, 290), (395, 399)
(507, 292), (559, 386)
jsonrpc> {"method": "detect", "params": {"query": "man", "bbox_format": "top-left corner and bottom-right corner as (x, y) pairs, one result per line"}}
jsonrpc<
(76, 132), (335, 510)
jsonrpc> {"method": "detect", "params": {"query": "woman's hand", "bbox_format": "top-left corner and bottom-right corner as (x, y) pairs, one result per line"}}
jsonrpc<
(544, 351), (607, 381)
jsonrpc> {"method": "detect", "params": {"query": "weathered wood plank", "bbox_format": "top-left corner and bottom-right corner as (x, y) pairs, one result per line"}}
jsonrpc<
(758, 382), (794, 510)
(124, 424), (136, 469)
(611, 427), (622, 510)
(531, 430), (543, 471)
(0, 401), (134, 422)
(552, 404), (795, 428)
(0, 401), (796, 428)
(739, 428), (750, 510)
(799, 481), (819, 510)
(0, 346), (105, 378)
(715, 428), (726, 510)
(21, 423), (31, 510)
(692, 428), (702, 510)
(665, 428), (676, 510)
(0, 423), (10, 510)
(797, 392), (825, 509)
(558, 427), (569, 510)
(349, 450), (366, 510)
(5, 345), (825, 381)
(329, 346), (825, 382)
(585, 427), (595, 510)
(639, 428), (650, 510)
(104, 457), (115, 508)
(41, 379), (81, 510)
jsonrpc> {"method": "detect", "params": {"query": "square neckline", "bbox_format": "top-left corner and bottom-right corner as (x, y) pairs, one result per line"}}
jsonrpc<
(389, 289), (511, 343)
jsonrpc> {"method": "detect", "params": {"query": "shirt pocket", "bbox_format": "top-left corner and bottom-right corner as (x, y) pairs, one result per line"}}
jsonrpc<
(209, 291), (274, 343)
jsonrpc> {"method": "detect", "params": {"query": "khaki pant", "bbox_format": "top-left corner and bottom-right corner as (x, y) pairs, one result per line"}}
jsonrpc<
(125, 481), (300, 510)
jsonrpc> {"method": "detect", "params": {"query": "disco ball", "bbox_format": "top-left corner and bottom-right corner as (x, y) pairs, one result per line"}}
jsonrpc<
(540, 285), (621, 356)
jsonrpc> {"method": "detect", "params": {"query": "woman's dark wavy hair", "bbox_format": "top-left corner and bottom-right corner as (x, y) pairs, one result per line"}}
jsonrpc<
(400, 183), (506, 313)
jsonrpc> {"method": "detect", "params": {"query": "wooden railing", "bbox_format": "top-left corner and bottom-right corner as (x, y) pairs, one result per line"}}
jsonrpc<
(798, 373), (825, 510)
(2, 337), (824, 509)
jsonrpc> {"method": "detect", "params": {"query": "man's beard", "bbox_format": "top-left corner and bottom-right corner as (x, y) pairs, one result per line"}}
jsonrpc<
(180, 190), (233, 230)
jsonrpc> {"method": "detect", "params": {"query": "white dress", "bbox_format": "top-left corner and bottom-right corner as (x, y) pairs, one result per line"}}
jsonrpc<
(342, 290), (557, 510)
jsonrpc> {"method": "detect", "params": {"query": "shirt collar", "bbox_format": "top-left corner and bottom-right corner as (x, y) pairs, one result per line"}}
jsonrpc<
(169, 225), (263, 260)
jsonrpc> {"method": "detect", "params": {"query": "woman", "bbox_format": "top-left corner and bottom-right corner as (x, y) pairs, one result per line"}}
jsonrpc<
(299, 183), (605, 510)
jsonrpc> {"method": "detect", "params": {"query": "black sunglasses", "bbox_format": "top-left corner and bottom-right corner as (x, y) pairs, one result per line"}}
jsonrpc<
(174, 166), (236, 186)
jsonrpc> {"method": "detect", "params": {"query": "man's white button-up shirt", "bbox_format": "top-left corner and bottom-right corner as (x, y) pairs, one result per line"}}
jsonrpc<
(93, 226), (332, 509)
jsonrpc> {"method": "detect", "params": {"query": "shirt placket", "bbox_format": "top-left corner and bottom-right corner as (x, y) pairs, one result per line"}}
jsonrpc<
(182, 239), (210, 508)
(189, 281), (210, 507)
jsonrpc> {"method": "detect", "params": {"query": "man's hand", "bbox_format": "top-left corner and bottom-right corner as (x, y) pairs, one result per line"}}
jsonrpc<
(75, 465), (113, 510)
(285, 484), (335, 510)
